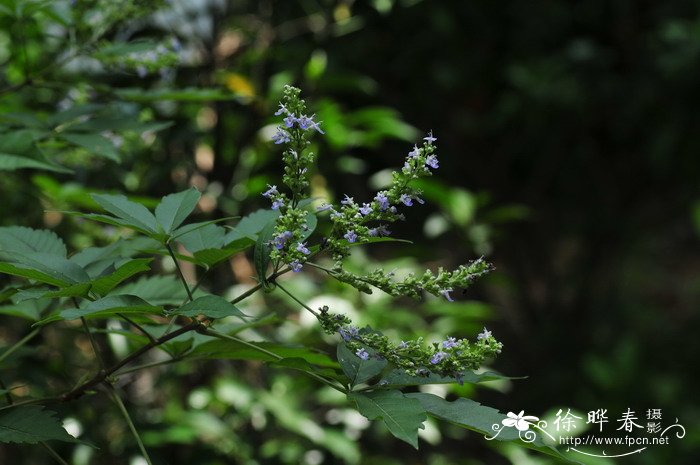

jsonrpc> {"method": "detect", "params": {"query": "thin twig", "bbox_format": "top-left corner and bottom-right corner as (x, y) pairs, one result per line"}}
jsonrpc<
(109, 386), (153, 465)
(60, 321), (201, 402)
(118, 313), (156, 344)
(41, 442), (70, 465)
(115, 356), (182, 376)
(0, 328), (40, 365)
(275, 282), (319, 317)
(80, 317), (107, 370)
(166, 243), (194, 302)
(201, 328), (346, 394)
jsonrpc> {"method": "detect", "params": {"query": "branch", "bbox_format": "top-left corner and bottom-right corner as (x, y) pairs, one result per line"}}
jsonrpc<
(60, 321), (202, 402)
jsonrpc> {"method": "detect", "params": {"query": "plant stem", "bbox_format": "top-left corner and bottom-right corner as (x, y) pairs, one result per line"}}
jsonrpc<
(275, 282), (319, 317)
(166, 243), (193, 302)
(115, 357), (182, 376)
(109, 387), (153, 465)
(0, 327), (40, 365)
(61, 321), (201, 402)
(201, 328), (346, 394)
(80, 317), (106, 370)
(41, 441), (70, 465)
(0, 396), (60, 412)
(118, 313), (156, 344)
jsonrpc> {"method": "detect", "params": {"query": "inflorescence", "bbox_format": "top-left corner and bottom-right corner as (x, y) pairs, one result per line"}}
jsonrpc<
(267, 85), (503, 378)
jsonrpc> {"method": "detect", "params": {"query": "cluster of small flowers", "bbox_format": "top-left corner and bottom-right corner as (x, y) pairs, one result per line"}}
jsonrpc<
(328, 257), (493, 302)
(265, 86), (326, 273)
(317, 134), (440, 262)
(99, 38), (181, 78)
(317, 310), (502, 377)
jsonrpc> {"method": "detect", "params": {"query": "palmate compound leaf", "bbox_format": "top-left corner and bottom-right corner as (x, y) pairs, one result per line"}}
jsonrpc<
(349, 390), (426, 449)
(0, 406), (78, 444)
(405, 393), (581, 464)
(155, 188), (201, 234)
(337, 342), (387, 386)
(169, 295), (248, 320)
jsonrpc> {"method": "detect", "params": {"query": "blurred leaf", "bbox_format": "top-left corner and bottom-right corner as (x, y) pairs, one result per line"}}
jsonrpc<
(116, 88), (236, 102)
(116, 275), (197, 306)
(349, 390), (426, 449)
(60, 133), (120, 161)
(337, 342), (387, 386)
(0, 153), (71, 173)
(268, 357), (345, 382)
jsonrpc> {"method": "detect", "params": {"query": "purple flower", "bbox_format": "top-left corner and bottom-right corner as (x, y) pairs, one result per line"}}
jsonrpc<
(283, 113), (297, 128)
(330, 211), (343, 220)
(296, 242), (310, 255)
(341, 194), (354, 206)
(273, 231), (293, 249)
(339, 326), (359, 341)
(317, 203), (333, 212)
(425, 155), (439, 169)
(274, 103), (288, 116)
(408, 145), (421, 158)
(368, 224), (391, 237)
(398, 341), (409, 349)
(423, 131), (437, 144)
(356, 348), (370, 360)
(374, 191), (390, 211)
(137, 66), (148, 78)
(344, 230), (358, 243)
(477, 327), (493, 341)
(430, 351), (448, 364)
(442, 337), (458, 349)
(271, 199), (284, 210)
(262, 184), (278, 198)
(440, 289), (454, 302)
(272, 128), (290, 144)
(297, 114), (313, 130)
(309, 120), (324, 134)
(291, 260), (303, 272)
(399, 194), (413, 206)
(359, 203), (373, 216)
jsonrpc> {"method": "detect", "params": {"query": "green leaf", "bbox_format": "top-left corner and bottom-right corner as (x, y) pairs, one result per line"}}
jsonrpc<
(349, 390), (426, 449)
(90, 258), (152, 296)
(377, 369), (517, 388)
(169, 295), (247, 320)
(224, 209), (279, 243)
(177, 223), (225, 253)
(406, 393), (577, 462)
(337, 342), (387, 386)
(90, 194), (160, 235)
(254, 221), (277, 290)
(61, 133), (120, 161)
(115, 275), (195, 306)
(0, 227), (67, 257)
(0, 406), (78, 444)
(0, 252), (90, 286)
(155, 188), (201, 234)
(60, 295), (162, 320)
(0, 298), (48, 320)
(191, 339), (337, 367)
(0, 153), (71, 173)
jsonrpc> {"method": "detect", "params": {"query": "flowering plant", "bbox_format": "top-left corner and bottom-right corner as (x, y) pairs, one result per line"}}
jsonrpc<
(0, 86), (574, 462)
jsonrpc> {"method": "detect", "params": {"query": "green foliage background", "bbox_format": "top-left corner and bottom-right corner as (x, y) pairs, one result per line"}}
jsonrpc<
(0, 1), (698, 464)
